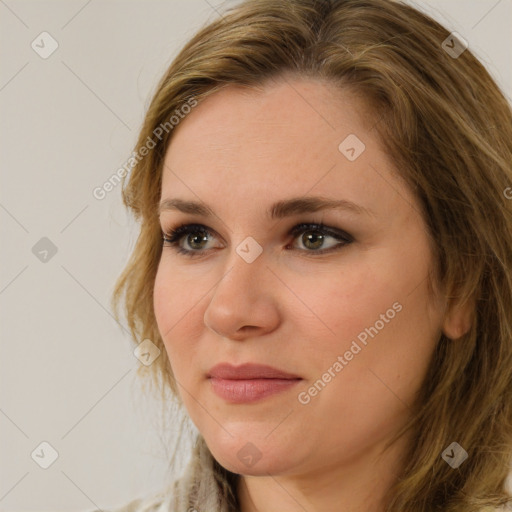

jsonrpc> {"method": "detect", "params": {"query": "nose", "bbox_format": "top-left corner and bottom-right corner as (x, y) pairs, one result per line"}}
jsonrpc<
(203, 247), (281, 341)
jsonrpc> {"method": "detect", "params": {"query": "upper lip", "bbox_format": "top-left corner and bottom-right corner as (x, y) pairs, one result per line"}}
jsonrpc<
(207, 363), (301, 380)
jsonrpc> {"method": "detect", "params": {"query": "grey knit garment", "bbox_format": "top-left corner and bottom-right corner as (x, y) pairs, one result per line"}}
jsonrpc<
(92, 436), (235, 512)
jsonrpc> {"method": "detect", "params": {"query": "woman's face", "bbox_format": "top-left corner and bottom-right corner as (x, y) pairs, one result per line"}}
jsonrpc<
(153, 77), (449, 477)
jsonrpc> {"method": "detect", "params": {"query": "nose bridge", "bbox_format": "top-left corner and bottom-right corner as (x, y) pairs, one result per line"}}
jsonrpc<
(217, 223), (268, 288)
(203, 241), (279, 338)
(212, 240), (268, 305)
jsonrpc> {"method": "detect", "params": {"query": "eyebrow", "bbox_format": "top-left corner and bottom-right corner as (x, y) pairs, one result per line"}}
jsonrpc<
(158, 196), (375, 219)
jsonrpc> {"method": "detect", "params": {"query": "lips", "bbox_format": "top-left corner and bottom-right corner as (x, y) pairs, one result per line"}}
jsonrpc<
(207, 363), (302, 403)
(207, 362), (301, 380)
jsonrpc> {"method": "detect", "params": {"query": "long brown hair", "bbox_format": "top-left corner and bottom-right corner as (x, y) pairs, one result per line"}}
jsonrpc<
(112, 1), (512, 510)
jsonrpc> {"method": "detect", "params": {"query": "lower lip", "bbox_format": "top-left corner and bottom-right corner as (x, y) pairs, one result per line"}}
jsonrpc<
(209, 378), (301, 403)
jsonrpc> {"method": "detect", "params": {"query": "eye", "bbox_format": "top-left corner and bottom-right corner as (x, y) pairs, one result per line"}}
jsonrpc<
(162, 223), (217, 256)
(162, 222), (353, 258)
(288, 223), (352, 254)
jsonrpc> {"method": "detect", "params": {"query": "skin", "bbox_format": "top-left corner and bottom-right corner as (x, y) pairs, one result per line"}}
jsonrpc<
(153, 76), (471, 512)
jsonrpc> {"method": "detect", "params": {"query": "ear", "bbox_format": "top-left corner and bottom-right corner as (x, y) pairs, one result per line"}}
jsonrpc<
(441, 294), (474, 340)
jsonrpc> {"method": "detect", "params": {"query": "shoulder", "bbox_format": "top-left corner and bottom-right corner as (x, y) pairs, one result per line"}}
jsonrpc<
(87, 488), (173, 512)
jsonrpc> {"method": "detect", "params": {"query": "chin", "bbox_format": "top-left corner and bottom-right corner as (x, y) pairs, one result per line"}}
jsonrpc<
(214, 451), (291, 477)
(204, 433), (296, 477)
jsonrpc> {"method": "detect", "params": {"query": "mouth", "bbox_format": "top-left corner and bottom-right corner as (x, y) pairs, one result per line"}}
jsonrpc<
(207, 363), (302, 403)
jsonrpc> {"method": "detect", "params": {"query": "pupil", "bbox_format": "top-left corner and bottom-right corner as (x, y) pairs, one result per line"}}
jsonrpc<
(190, 233), (207, 248)
(305, 232), (323, 249)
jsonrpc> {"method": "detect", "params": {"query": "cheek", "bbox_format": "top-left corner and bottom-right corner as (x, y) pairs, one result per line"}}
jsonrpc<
(153, 262), (189, 363)
(153, 259), (198, 332)
(322, 274), (438, 407)
(300, 247), (439, 389)
(153, 260), (209, 373)
(153, 264), (172, 339)
(292, 272), (438, 453)
(300, 263), (393, 354)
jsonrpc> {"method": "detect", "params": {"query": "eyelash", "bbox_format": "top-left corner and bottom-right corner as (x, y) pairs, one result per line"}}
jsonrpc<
(161, 222), (353, 258)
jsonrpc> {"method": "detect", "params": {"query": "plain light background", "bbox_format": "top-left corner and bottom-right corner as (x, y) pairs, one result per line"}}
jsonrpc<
(1, 0), (511, 511)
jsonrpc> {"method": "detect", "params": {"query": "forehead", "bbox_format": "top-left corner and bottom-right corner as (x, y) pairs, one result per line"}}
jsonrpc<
(161, 78), (407, 220)
(165, 78), (372, 163)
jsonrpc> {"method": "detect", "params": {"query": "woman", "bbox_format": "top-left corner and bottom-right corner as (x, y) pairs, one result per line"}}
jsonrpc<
(102, 0), (512, 510)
